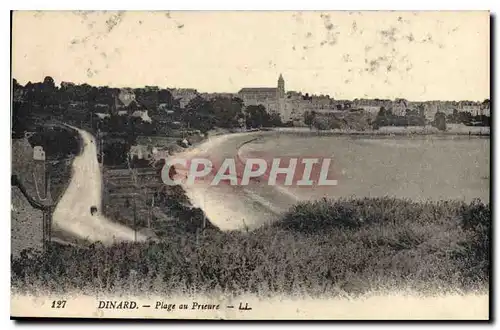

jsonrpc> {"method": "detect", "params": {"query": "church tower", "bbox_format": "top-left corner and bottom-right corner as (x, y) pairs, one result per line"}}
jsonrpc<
(277, 74), (285, 98)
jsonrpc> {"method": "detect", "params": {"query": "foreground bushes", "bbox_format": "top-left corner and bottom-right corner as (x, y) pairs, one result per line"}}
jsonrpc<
(11, 197), (490, 296)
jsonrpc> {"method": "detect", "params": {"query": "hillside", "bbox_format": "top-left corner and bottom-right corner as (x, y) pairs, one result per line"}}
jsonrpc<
(11, 186), (44, 257)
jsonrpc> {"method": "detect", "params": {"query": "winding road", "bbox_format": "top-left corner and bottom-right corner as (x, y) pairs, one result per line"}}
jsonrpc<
(52, 128), (148, 244)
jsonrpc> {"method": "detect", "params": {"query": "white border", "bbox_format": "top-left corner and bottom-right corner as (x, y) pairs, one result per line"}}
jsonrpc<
(3, 1), (498, 329)
(6, 1), (497, 11)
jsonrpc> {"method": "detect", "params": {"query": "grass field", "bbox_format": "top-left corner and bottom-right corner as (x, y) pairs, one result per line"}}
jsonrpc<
(11, 197), (489, 297)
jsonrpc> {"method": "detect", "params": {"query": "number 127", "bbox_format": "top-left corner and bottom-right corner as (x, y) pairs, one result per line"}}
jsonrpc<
(51, 300), (67, 308)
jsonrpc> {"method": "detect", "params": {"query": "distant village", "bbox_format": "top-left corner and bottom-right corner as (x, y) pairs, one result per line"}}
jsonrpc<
(12, 75), (491, 167)
(13, 75), (491, 127)
(200, 74), (491, 123)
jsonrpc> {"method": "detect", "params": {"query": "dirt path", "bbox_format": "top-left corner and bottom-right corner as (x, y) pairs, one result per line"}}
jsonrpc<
(52, 128), (148, 244)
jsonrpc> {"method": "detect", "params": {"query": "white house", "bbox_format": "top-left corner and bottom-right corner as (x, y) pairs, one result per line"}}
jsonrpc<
(131, 110), (152, 123)
(33, 146), (45, 161)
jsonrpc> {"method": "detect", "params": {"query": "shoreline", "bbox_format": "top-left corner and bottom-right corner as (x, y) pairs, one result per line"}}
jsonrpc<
(160, 129), (261, 232)
(271, 125), (490, 137)
(159, 127), (489, 234)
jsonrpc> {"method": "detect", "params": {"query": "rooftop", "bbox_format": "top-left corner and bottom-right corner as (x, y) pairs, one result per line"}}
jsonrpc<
(239, 87), (277, 93)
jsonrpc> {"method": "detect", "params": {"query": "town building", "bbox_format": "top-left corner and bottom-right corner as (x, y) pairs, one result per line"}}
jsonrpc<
(199, 92), (236, 100)
(113, 88), (152, 122)
(33, 146), (45, 161)
(117, 88), (136, 107)
(458, 101), (482, 116)
(480, 101), (491, 117)
(168, 88), (199, 108)
(392, 98), (409, 116)
(238, 74), (287, 120)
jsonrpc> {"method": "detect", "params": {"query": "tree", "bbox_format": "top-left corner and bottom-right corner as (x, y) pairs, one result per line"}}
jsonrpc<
(311, 115), (342, 131)
(12, 79), (24, 101)
(405, 108), (425, 126)
(269, 112), (283, 127)
(28, 76), (58, 108)
(374, 106), (392, 127)
(304, 111), (316, 128)
(417, 104), (425, 118)
(12, 102), (31, 138)
(245, 105), (271, 128)
(211, 97), (243, 128)
(74, 83), (93, 103)
(94, 86), (115, 108)
(42, 76), (56, 91)
(12, 78), (21, 91)
(458, 111), (473, 125)
(312, 116), (330, 130)
(135, 88), (159, 113)
(183, 96), (216, 133)
(433, 111), (447, 131)
(237, 113), (246, 128)
(158, 89), (174, 108)
(86, 86), (100, 107)
(23, 81), (36, 103)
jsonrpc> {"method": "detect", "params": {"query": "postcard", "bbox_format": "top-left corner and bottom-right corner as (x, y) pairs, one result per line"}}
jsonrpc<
(10, 10), (490, 320)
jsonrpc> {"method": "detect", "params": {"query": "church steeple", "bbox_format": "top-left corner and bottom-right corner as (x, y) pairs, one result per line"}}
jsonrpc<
(277, 74), (285, 98)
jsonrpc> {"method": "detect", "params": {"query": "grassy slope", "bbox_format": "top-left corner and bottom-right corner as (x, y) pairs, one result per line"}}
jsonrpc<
(11, 139), (44, 256)
(11, 197), (489, 296)
(11, 130), (80, 255)
(11, 187), (44, 257)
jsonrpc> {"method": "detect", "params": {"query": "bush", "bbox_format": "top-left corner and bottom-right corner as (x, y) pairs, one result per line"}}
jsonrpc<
(11, 197), (490, 296)
(454, 199), (490, 284)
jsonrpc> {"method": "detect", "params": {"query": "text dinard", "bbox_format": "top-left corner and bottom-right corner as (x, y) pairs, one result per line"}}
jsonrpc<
(97, 301), (220, 311)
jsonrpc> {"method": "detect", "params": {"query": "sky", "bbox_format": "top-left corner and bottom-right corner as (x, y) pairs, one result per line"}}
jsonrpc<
(12, 11), (490, 101)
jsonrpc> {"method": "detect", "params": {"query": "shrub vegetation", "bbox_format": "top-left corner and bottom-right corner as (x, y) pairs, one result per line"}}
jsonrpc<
(11, 197), (490, 297)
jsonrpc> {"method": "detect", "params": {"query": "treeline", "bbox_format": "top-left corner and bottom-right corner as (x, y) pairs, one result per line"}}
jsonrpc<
(11, 197), (489, 296)
(446, 109), (491, 127)
(13, 77), (176, 114)
(303, 107), (430, 131)
(372, 107), (427, 129)
(12, 77), (287, 140)
(373, 107), (446, 130)
(180, 97), (284, 133)
(12, 77), (177, 137)
(26, 126), (82, 160)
